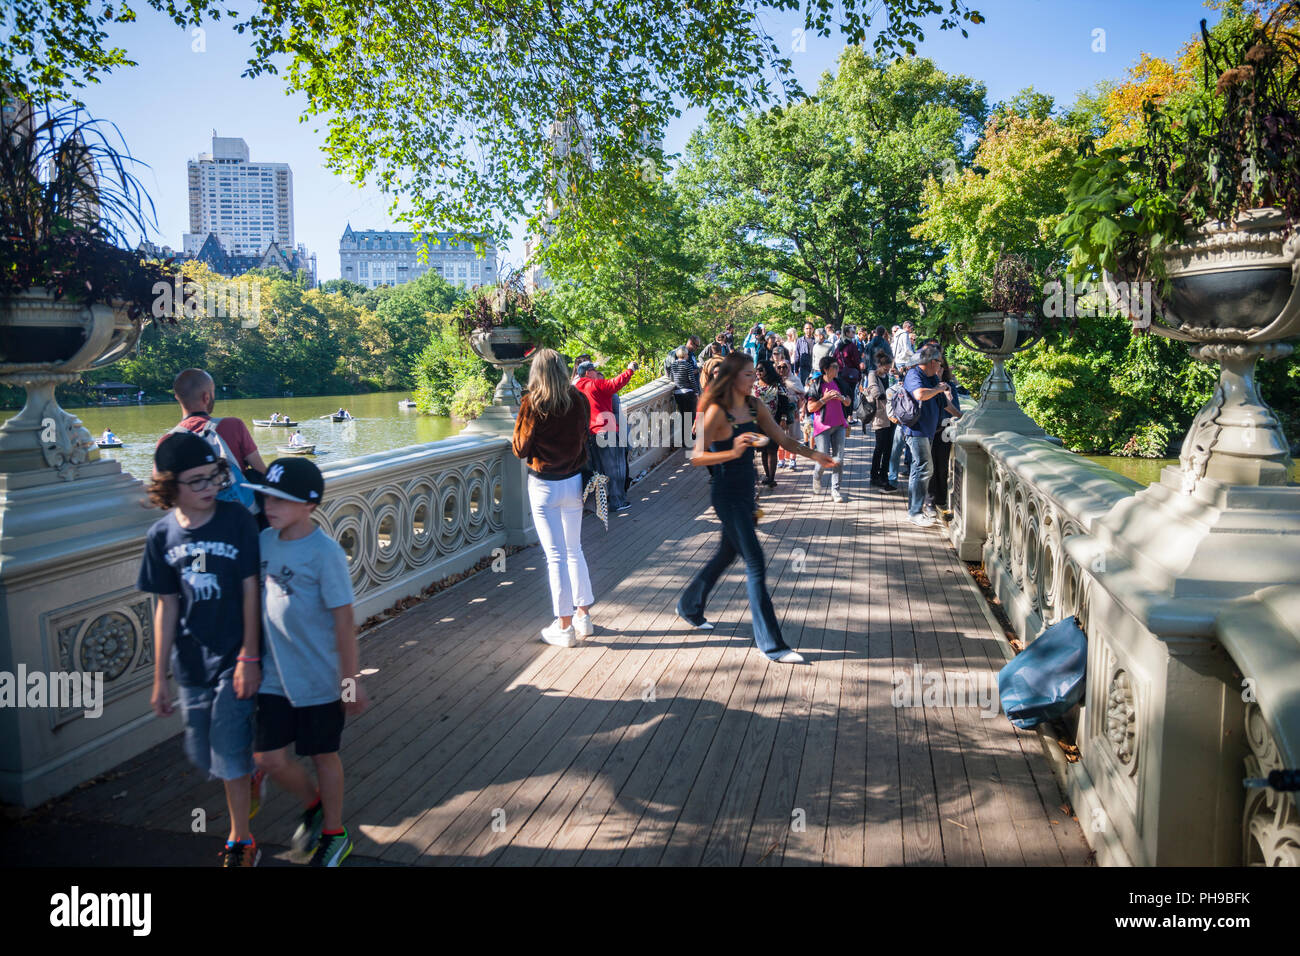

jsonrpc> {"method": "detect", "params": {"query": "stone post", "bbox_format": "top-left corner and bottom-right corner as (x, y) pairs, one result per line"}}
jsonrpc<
(0, 294), (170, 807)
(459, 327), (538, 549)
(948, 312), (1055, 560)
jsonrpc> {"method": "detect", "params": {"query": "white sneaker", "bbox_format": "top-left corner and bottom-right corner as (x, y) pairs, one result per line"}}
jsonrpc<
(909, 512), (936, 529)
(572, 610), (593, 638)
(773, 650), (805, 664)
(540, 620), (578, 647)
(831, 491), (845, 503)
(922, 503), (937, 518)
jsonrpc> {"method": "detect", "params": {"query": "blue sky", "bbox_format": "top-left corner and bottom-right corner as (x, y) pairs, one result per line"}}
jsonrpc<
(74, 0), (1217, 281)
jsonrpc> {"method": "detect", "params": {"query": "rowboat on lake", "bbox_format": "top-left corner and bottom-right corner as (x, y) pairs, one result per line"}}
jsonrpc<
(276, 444), (317, 455)
(253, 419), (298, 427)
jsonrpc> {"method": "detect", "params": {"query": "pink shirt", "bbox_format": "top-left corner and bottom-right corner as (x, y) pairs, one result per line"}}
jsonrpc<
(814, 383), (847, 432)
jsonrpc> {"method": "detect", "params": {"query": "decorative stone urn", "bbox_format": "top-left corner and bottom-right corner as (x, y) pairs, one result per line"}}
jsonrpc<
(0, 289), (142, 478)
(1125, 207), (1300, 489)
(468, 326), (533, 408)
(461, 326), (535, 439)
(948, 311), (1055, 559)
(1059, 210), (1300, 866)
(0, 289), (175, 808)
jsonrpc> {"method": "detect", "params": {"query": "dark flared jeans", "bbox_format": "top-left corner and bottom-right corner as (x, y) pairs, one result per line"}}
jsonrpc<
(588, 433), (628, 508)
(678, 485), (790, 658)
(871, 423), (896, 484)
(928, 432), (953, 508)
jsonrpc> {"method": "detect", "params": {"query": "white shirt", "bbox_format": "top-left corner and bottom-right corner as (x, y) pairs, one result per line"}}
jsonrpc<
(892, 330), (916, 366)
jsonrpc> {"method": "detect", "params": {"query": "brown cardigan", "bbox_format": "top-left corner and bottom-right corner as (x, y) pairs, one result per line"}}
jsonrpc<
(512, 388), (591, 479)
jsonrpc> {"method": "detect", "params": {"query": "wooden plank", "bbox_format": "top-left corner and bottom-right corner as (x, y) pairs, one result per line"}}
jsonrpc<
(862, 430), (905, 865)
(699, 478), (823, 866)
(430, 496), (726, 863)
(658, 473), (818, 866)
(824, 434), (874, 866)
(775, 450), (861, 866)
(907, 530), (988, 866)
(887, 469), (945, 867)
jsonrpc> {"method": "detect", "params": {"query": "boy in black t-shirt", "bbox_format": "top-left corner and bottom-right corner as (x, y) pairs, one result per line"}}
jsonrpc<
(136, 432), (263, 866)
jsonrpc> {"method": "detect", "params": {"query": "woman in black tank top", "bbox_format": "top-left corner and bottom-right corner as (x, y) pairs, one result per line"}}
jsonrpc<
(677, 352), (838, 663)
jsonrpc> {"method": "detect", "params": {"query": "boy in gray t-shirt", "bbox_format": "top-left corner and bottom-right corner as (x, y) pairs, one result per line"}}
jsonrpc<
(243, 458), (369, 867)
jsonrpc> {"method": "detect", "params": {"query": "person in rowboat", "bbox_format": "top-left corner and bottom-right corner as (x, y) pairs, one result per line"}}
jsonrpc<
(101, 427), (118, 443)
(289, 430), (306, 447)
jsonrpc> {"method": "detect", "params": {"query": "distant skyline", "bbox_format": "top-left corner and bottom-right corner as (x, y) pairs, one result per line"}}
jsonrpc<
(74, 0), (1217, 282)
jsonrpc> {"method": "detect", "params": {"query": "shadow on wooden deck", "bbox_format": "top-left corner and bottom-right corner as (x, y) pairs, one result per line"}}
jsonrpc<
(6, 433), (1092, 867)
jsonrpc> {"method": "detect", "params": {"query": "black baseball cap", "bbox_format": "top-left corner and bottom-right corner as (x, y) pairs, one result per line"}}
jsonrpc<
(155, 431), (217, 475)
(242, 457), (324, 504)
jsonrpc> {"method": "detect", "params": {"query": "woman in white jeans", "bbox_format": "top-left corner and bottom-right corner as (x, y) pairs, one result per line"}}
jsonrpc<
(512, 349), (596, 647)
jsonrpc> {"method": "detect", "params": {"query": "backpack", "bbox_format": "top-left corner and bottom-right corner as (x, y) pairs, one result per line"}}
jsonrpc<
(170, 417), (259, 514)
(887, 381), (923, 429)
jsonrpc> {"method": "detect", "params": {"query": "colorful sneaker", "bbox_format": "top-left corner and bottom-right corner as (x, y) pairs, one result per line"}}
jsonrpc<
(221, 839), (261, 867)
(309, 828), (353, 867)
(291, 802), (324, 859)
(249, 769), (266, 820)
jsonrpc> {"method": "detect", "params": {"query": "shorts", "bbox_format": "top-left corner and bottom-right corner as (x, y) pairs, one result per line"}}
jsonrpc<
(177, 670), (256, 780)
(255, 693), (345, 756)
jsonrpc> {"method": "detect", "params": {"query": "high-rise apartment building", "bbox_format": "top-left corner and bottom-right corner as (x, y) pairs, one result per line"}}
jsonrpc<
(183, 134), (293, 257)
(339, 226), (497, 289)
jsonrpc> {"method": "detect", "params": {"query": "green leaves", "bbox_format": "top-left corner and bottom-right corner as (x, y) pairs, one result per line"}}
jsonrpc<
(8, 1), (984, 250)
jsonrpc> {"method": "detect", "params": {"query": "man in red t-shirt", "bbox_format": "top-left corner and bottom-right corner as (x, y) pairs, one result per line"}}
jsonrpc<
(159, 368), (266, 479)
(574, 360), (638, 510)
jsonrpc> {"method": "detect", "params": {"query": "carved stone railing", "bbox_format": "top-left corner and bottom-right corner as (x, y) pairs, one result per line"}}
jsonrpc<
(979, 433), (1140, 641)
(621, 378), (681, 480)
(962, 429), (1300, 867)
(315, 435), (510, 622)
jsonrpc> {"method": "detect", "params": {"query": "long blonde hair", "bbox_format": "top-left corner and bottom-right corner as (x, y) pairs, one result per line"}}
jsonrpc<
(526, 348), (575, 418)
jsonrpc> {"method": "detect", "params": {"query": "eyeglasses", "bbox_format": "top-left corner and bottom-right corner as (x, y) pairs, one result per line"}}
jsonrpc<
(177, 464), (230, 491)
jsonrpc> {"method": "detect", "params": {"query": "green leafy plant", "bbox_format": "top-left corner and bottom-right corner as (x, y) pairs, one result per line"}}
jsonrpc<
(453, 270), (562, 346)
(449, 376), (492, 420)
(1057, 4), (1300, 281)
(987, 253), (1037, 313)
(0, 100), (176, 320)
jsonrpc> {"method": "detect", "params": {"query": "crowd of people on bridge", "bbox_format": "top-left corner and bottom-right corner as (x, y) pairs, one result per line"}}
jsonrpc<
(511, 320), (966, 664)
(133, 323), (964, 866)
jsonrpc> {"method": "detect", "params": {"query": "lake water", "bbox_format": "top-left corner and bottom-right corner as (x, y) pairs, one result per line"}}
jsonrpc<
(71, 391), (460, 480)
(1084, 455), (1297, 486)
(59, 390), (1299, 488)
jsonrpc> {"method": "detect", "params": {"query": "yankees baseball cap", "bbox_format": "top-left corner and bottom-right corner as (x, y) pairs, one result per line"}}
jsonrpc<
(155, 431), (217, 475)
(242, 457), (324, 504)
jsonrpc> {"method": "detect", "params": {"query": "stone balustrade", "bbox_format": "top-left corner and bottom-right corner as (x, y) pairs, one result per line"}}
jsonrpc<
(0, 376), (680, 808)
(959, 428), (1300, 866)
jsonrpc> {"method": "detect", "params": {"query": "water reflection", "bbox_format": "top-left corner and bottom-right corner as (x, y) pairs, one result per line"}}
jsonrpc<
(1085, 455), (1298, 486)
(70, 391), (459, 480)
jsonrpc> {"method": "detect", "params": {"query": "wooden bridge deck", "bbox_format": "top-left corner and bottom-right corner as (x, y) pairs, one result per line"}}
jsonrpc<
(42, 431), (1091, 866)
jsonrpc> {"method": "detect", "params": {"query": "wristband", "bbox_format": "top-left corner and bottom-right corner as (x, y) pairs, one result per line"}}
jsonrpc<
(237, 655), (260, 663)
